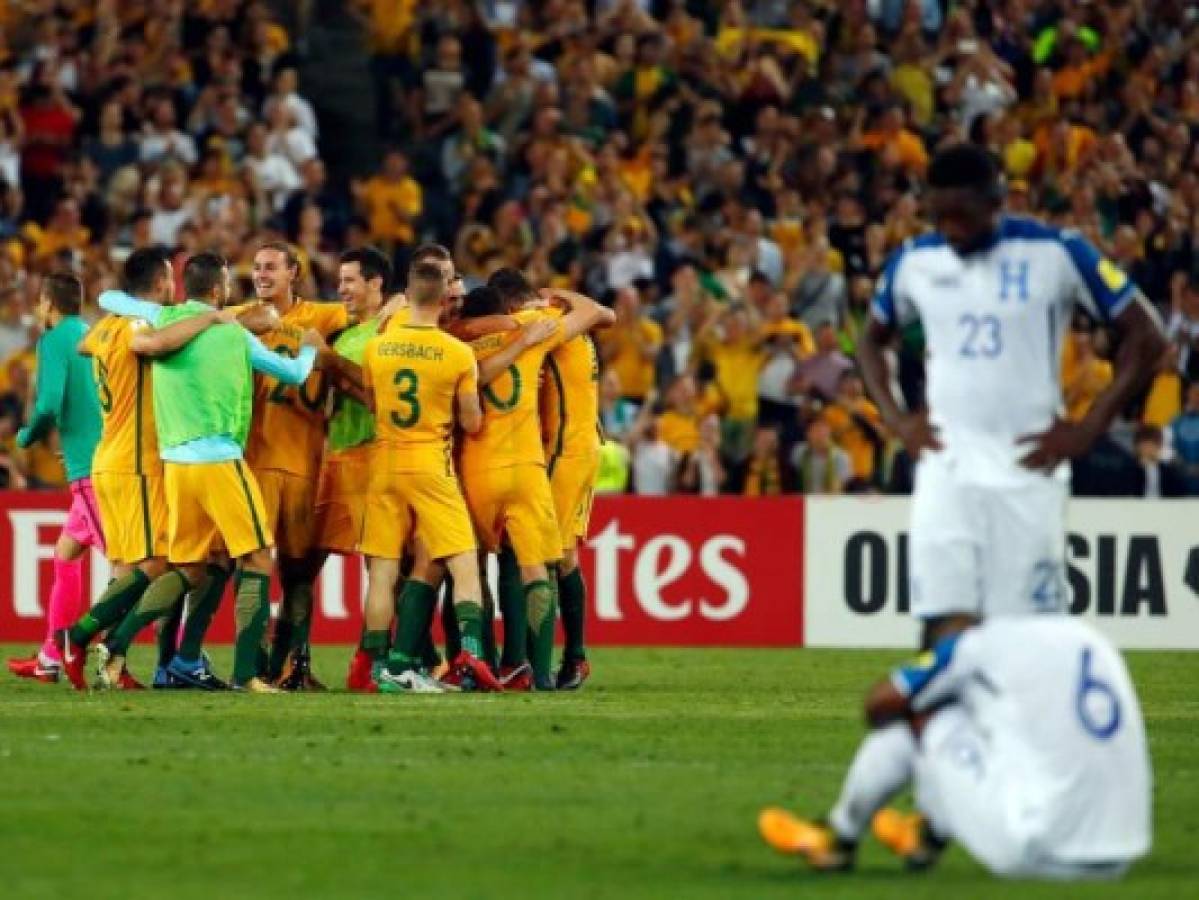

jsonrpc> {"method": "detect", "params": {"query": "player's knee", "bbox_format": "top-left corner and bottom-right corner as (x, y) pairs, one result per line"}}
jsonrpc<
(178, 563), (208, 591)
(140, 556), (169, 580)
(521, 563), (548, 584)
(368, 556), (401, 587)
(444, 553), (480, 593)
(56, 533), (86, 561)
(558, 549), (578, 575)
(242, 547), (274, 576)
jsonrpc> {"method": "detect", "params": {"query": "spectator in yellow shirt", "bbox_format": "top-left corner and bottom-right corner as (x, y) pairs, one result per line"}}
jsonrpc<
(1063, 325), (1113, 422)
(743, 424), (786, 496)
(657, 374), (702, 454)
(1142, 345), (1182, 430)
(700, 303), (768, 465)
(597, 286), (661, 403)
(22, 196), (90, 264)
(890, 32), (934, 127)
(1051, 37), (1111, 101)
(821, 370), (885, 489)
(857, 103), (929, 177)
(352, 147), (422, 250)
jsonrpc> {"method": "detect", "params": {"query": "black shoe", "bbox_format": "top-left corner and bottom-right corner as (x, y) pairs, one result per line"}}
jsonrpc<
(555, 658), (591, 691)
(277, 649), (327, 692)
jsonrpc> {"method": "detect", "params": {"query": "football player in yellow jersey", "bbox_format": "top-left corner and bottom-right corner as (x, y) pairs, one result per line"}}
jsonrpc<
(533, 287), (605, 690)
(456, 269), (613, 690)
(357, 261), (501, 693)
(67, 249), (217, 688)
(469, 274), (614, 690)
(247, 240), (350, 688)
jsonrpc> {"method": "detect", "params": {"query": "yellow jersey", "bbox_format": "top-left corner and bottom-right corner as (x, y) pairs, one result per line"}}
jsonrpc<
(822, 399), (883, 481)
(362, 175), (423, 245)
(461, 309), (565, 472)
(364, 323), (477, 474)
(706, 339), (767, 420)
(597, 318), (661, 400)
(245, 299), (349, 478)
(80, 314), (160, 476)
(657, 409), (700, 454)
(381, 305), (412, 333)
(541, 333), (601, 462)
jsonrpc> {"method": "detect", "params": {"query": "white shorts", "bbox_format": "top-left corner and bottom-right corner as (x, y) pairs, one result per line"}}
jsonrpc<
(909, 453), (1068, 620)
(916, 708), (1130, 881)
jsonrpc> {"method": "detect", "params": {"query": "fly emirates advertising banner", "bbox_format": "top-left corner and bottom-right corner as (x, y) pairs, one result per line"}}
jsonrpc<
(0, 493), (1193, 649)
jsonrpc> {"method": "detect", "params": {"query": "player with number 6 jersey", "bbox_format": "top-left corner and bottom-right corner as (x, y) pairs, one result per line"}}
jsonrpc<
(760, 615), (1151, 879)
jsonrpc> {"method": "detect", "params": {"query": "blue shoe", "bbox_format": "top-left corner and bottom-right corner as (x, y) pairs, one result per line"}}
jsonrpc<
(166, 656), (230, 691)
(152, 666), (177, 689)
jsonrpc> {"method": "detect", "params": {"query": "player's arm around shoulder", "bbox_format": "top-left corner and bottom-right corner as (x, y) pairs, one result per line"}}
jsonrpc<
(455, 343), (483, 435)
(129, 307), (232, 357)
(244, 328), (321, 384)
(231, 301), (281, 335)
(475, 316), (559, 385)
(76, 319), (104, 358)
(316, 300), (352, 334)
(359, 337), (379, 414)
(546, 287), (618, 343)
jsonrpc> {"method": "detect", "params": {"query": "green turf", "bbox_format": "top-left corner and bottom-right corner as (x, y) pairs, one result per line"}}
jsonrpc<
(0, 645), (1194, 899)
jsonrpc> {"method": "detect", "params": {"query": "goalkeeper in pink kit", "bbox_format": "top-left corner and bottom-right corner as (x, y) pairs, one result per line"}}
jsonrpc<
(6, 273), (105, 683)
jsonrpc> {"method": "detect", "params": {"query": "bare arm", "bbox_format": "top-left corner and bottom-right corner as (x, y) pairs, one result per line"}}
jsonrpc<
(857, 319), (903, 427)
(319, 350), (365, 395)
(457, 364), (483, 435)
(234, 302), (280, 335)
(1019, 295), (1167, 468)
(448, 314), (519, 342)
(549, 288), (618, 342)
(477, 318), (558, 385)
(864, 677), (912, 728)
(1078, 298), (1166, 438)
(129, 309), (229, 357)
(858, 318), (942, 458)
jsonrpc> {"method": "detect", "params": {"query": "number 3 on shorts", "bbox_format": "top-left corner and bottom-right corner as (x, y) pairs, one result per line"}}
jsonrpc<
(391, 368), (420, 427)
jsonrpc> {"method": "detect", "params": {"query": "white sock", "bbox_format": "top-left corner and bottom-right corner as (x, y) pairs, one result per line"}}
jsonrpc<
(827, 722), (916, 841)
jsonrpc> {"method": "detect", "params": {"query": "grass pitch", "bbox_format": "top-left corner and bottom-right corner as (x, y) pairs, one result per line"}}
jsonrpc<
(0, 645), (1194, 899)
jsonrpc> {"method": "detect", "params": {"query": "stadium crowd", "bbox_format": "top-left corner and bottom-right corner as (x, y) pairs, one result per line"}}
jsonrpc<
(1, 0), (1198, 497)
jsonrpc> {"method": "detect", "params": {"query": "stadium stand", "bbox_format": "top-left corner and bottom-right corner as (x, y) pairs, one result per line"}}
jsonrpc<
(0, 0), (1196, 497)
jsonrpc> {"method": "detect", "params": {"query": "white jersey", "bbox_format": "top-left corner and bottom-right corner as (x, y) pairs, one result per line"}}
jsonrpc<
(893, 617), (1151, 864)
(873, 216), (1136, 485)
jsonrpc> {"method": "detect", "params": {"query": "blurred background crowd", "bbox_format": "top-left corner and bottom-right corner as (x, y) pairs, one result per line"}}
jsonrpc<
(1, 0), (1198, 498)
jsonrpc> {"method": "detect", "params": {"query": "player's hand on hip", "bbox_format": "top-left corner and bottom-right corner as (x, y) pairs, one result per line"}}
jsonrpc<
(895, 411), (942, 460)
(1017, 416), (1095, 472)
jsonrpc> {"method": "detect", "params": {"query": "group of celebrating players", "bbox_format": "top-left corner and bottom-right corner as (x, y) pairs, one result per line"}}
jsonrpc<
(9, 235), (612, 695)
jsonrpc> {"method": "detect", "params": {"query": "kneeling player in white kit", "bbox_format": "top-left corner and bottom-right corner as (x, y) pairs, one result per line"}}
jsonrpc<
(760, 615), (1152, 879)
(858, 144), (1165, 635)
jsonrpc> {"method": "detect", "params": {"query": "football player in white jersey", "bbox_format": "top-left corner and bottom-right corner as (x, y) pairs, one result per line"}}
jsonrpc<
(759, 615), (1152, 879)
(858, 143), (1166, 639)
